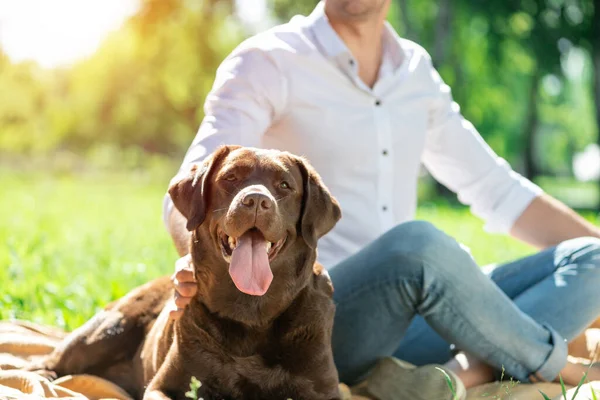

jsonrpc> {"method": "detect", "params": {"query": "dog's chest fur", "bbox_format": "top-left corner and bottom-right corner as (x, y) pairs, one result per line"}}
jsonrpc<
(141, 283), (336, 400)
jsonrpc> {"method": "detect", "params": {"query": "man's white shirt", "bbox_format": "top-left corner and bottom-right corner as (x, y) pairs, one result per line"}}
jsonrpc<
(163, 2), (542, 269)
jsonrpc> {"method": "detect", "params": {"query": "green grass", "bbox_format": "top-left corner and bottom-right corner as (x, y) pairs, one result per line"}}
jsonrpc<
(0, 170), (178, 329)
(415, 201), (536, 266)
(0, 171), (596, 331)
(535, 176), (600, 210)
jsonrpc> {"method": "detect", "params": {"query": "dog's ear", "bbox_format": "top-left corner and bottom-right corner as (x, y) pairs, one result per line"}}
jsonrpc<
(295, 157), (342, 249)
(168, 145), (238, 231)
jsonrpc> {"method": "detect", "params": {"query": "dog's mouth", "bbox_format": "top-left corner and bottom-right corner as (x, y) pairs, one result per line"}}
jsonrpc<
(219, 228), (286, 263)
(217, 228), (286, 296)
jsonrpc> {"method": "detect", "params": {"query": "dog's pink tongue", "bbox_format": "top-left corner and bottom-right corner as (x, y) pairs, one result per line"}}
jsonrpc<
(229, 230), (273, 296)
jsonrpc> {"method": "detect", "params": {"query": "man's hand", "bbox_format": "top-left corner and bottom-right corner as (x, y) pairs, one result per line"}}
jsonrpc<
(169, 254), (198, 320)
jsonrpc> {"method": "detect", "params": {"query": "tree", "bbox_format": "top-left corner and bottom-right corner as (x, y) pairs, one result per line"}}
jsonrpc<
(269, 0), (317, 21)
(61, 0), (243, 154)
(590, 0), (600, 209)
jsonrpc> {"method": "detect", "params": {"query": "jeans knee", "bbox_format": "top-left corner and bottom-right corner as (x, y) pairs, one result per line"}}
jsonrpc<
(555, 237), (600, 270)
(378, 221), (472, 277)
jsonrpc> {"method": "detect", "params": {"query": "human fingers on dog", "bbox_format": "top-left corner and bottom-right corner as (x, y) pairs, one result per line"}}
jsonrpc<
(168, 305), (185, 321)
(174, 292), (192, 309)
(173, 260), (197, 295)
(166, 291), (188, 320)
(173, 268), (196, 286)
(171, 254), (197, 296)
(172, 254), (194, 279)
(169, 255), (197, 321)
(174, 281), (197, 298)
(173, 254), (196, 281)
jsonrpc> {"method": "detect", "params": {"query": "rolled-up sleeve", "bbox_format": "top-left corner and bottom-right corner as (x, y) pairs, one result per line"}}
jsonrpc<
(421, 55), (543, 233)
(162, 46), (288, 227)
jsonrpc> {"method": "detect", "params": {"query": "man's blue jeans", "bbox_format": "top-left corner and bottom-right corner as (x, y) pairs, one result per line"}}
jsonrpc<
(329, 221), (600, 385)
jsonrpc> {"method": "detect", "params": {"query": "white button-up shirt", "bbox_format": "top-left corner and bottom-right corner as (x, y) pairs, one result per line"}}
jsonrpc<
(163, 2), (542, 269)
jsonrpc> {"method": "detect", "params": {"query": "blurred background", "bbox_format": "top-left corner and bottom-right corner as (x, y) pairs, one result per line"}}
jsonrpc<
(1, 0), (600, 205)
(1, 0), (599, 328)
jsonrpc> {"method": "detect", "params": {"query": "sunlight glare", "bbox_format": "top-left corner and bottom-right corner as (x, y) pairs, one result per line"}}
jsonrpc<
(573, 144), (600, 182)
(0, 0), (139, 68)
(235, 0), (271, 31)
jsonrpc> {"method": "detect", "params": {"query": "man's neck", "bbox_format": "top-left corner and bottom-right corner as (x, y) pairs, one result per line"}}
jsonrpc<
(324, 6), (387, 87)
(329, 18), (385, 52)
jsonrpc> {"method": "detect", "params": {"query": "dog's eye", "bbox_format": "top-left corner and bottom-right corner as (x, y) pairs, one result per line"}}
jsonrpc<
(279, 181), (290, 190)
(223, 175), (237, 182)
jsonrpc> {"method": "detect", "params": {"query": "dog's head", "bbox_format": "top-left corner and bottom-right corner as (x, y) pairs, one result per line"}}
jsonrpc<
(168, 145), (341, 297)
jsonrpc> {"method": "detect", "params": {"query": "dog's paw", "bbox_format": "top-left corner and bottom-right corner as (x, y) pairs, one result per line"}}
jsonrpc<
(31, 369), (58, 381)
(22, 361), (58, 381)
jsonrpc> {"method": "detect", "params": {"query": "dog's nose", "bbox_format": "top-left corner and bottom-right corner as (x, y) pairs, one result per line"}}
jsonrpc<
(242, 192), (272, 210)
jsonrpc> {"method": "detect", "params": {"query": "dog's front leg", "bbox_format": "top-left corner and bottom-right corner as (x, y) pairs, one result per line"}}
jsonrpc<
(26, 277), (171, 379)
(144, 389), (173, 400)
(26, 308), (143, 377)
(143, 338), (188, 400)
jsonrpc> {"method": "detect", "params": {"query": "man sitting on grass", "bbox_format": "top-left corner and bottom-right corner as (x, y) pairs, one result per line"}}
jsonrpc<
(163, 1), (600, 399)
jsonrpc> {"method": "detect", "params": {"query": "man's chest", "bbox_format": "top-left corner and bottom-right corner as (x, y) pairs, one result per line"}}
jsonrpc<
(265, 66), (433, 180)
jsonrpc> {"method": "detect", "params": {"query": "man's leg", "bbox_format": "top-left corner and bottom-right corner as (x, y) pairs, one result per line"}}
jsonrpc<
(393, 236), (600, 368)
(329, 221), (574, 387)
(489, 237), (600, 342)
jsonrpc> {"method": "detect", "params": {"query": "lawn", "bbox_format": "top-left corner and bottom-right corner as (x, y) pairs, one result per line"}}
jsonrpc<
(1, 170), (596, 331)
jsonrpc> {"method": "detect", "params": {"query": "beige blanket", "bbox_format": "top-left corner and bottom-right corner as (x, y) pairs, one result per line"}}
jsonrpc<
(1, 320), (599, 400)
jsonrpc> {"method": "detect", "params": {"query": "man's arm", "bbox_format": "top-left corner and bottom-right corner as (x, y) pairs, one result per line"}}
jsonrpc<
(419, 50), (598, 248)
(165, 46), (287, 318)
(167, 208), (197, 320)
(511, 194), (600, 249)
(168, 207), (191, 257)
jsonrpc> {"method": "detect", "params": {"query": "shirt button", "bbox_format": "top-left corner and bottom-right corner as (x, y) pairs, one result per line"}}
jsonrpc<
(382, 149), (388, 156)
(382, 205), (388, 211)
(349, 59), (355, 66)
(375, 99), (381, 106)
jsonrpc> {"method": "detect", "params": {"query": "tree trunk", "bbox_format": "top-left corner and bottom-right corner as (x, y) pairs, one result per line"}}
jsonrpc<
(397, 0), (415, 40)
(433, 0), (452, 67)
(523, 67), (541, 180)
(593, 0), (600, 212)
(432, 0), (454, 198)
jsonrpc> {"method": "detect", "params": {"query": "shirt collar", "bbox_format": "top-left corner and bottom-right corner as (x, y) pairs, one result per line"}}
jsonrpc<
(305, 1), (405, 71)
(306, 2), (350, 60)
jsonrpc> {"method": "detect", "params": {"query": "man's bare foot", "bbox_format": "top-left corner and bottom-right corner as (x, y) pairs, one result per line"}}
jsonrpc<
(557, 359), (600, 385)
(445, 349), (600, 388)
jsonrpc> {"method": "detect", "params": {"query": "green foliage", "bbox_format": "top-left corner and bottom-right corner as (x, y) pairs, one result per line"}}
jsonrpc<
(0, 0), (243, 161)
(568, 370), (589, 399)
(185, 376), (203, 400)
(535, 176), (599, 208)
(0, 171), (178, 329)
(540, 370), (590, 400)
(539, 390), (553, 400)
(434, 367), (458, 400)
(0, 0), (598, 206)
(560, 375), (568, 400)
(0, 173), (516, 329)
(4, 172), (594, 330)
(270, 0), (317, 21)
(261, 0), (599, 181)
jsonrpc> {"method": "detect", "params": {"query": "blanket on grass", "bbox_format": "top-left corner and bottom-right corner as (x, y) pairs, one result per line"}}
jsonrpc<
(1, 319), (599, 400)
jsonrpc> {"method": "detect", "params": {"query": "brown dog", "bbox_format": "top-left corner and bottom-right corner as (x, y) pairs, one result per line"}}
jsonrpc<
(26, 145), (343, 400)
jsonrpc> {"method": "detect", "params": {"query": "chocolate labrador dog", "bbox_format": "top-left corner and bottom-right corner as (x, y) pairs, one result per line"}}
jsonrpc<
(26, 145), (343, 400)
